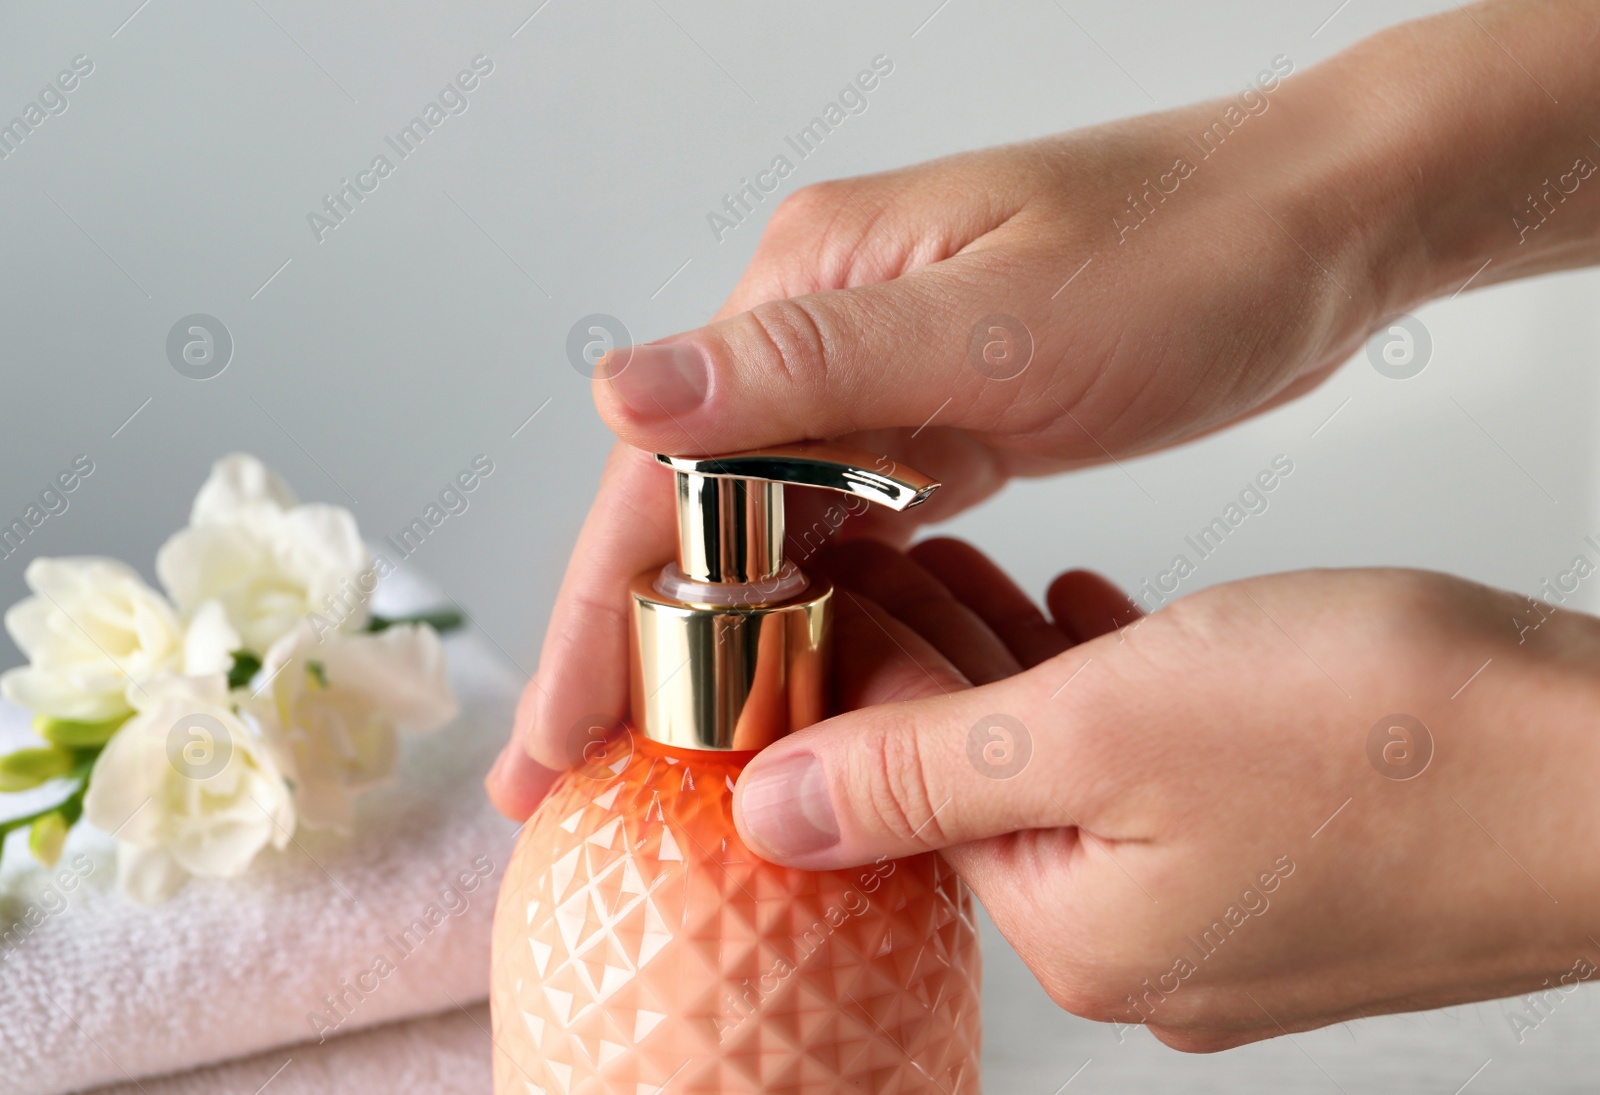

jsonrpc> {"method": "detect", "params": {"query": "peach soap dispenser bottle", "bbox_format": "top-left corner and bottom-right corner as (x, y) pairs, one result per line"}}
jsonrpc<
(491, 442), (982, 1094)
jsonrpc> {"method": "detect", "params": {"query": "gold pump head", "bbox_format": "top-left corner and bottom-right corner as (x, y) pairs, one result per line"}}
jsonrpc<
(629, 441), (939, 751)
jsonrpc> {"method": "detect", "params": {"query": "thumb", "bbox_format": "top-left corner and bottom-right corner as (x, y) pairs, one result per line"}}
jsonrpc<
(593, 252), (1059, 455)
(732, 657), (1086, 870)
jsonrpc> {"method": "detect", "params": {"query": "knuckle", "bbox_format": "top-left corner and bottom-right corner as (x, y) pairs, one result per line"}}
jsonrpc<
(1042, 980), (1111, 1021)
(735, 297), (833, 389)
(762, 179), (907, 291)
(1373, 567), (1458, 622)
(1030, 959), (1124, 1021)
(854, 718), (946, 848)
(1150, 1027), (1241, 1054)
(567, 590), (631, 640)
(1152, 582), (1233, 634)
(994, 905), (1159, 1023)
(769, 182), (847, 232)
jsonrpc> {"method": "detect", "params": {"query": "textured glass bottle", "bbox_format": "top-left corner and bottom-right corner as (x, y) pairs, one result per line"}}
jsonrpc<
(490, 443), (983, 1094)
(492, 736), (981, 1093)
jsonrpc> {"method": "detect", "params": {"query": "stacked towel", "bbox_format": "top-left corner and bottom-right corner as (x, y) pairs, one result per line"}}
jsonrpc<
(0, 567), (522, 1095)
(84, 1004), (493, 1095)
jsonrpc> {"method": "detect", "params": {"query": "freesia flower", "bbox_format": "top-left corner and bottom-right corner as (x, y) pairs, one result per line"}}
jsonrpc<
(82, 674), (295, 904)
(156, 454), (371, 654)
(248, 621), (458, 828)
(0, 453), (461, 903)
(1, 558), (185, 721)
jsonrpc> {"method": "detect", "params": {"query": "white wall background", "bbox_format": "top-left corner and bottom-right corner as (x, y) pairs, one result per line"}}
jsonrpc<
(2, 0), (1598, 1090)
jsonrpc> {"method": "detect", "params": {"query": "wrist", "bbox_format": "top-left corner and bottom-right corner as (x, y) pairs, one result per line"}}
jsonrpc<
(1311, 0), (1600, 309)
(1485, 604), (1600, 964)
(1194, 42), (1443, 341)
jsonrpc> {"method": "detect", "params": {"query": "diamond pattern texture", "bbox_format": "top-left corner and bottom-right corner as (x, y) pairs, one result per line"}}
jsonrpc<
(491, 737), (982, 1094)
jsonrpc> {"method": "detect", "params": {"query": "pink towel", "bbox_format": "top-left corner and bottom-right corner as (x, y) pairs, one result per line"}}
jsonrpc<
(0, 567), (521, 1095)
(83, 1004), (493, 1095)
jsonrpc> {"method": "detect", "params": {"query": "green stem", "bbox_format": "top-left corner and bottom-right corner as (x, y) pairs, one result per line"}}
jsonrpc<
(0, 748), (97, 839)
(366, 606), (465, 634)
(0, 778), (87, 839)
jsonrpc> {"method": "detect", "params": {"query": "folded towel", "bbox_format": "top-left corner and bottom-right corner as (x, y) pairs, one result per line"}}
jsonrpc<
(83, 1003), (493, 1095)
(0, 567), (522, 1095)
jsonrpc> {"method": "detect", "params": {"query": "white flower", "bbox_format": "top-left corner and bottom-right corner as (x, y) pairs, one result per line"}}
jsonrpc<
(191, 452), (298, 525)
(82, 674), (294, 904)
(156, 453), (371, 655)
(247, 622), (458, 829)
(182, 599), (243, 678)
(0, 558), (185, 722)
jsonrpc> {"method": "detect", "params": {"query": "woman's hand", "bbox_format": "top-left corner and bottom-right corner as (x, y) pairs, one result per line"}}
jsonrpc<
(740, 540), (1600, 1051)
(488, 0), (1600, 815)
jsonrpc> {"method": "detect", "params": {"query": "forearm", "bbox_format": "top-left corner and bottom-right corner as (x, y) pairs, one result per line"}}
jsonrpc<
(1311, 0), (1600, 308)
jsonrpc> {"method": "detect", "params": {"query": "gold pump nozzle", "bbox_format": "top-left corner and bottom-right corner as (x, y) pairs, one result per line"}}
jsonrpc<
(629, 441), (940, 751)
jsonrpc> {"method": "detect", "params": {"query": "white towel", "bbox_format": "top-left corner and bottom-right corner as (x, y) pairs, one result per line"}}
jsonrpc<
(0, 567), (522, 1095)
(83, 1004), (493, 1095)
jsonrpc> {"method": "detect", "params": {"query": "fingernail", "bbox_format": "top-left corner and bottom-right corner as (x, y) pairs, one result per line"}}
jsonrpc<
(604, 341), (708, 417)
(738, 751), (840, 858)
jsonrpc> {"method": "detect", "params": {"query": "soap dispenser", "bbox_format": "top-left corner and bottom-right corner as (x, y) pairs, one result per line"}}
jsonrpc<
(491, 441), (982, 1094)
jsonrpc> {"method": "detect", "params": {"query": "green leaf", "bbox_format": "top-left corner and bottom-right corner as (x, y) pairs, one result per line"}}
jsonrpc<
(227, 649), (264, 690)
(33, 713), (128, 748)
(0, 745), (76, 792)
(365, 607), (465, 634)
(306, 660), (329, 688)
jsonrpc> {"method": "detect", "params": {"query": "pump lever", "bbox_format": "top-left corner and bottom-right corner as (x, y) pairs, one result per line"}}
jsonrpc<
(654, 441), (940, 585)
(655, 440), (940, 513)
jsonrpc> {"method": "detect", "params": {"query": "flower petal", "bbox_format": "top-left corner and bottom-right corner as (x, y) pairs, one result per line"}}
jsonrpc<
(1, 558), (185, 720)
(183, 600), (242, 678)
(191, 453), (297, 525)
(2, 665), (128, 721)
(321, 625), (458, 733)
(23, 556), (141, 603)
(130, 672), (232, 712)
(4, 596), (59, 659)
(117, 844), (190, 905)
(167, 801), (275, 878)
(155, 524), (264, 618)
(278, 505), (371, 625)
(84, 719), (167, 842)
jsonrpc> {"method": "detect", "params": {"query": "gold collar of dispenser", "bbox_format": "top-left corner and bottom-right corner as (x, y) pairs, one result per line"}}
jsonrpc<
(629, 441), (940, 751)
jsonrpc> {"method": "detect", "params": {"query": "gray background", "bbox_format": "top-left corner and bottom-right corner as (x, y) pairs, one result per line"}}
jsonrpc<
(2, 0), (1598, 1090)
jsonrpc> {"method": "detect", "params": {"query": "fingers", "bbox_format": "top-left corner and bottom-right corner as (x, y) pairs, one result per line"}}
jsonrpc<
(485, 682), (561, 821)
(830, 590), (970, 712)
(592, 252), (1055, 459)
(910, 537), (1072, 668)
(519, 443), (677, 770)
(1047, 569), (1143, 643)
(740, 537), (1081, 867)
(733, 667), (1079, 869)
(706, 181), (896, 321)
(818, 540), (1022, 686)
